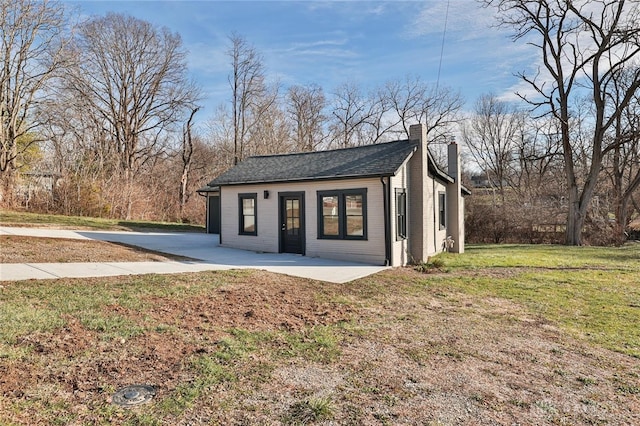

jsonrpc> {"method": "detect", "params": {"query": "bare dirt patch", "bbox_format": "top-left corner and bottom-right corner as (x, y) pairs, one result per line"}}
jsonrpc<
(144, 275), (354, 333)
(0, 235), (188, 263)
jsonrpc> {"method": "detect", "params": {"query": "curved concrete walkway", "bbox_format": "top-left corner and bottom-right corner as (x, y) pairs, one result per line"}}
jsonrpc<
(0, 226), (387, 283)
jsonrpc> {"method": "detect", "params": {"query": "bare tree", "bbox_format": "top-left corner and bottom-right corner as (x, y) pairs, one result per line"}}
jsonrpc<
(461, 94), (526, 201)
(326, 76), (462, 155)
(383, 76), (425, 138)
(416, 84), (464, 145)
(514, 118), (564, 202)
(0, 0), (68, 202)
(382, 76), (463, 142)
(204, 105), (236, 167)
(360, 88), (396, 144)
(485, 0), (640, 245)
(228, 33), (278, 163)
(246, 91), (291, 156)
(37, 89), (119, 216)
(604, 67), (640, 240)
(287, 84), (328, 151)
(179, 106), (200, 221)
(63, 13), (198, 218)
(329, 82), (374, 148)
(461, 94), (527, 243)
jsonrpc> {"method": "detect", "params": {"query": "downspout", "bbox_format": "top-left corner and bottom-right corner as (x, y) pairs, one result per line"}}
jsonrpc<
(218, 190), (222, 245)
(381, 176), (391, 266)
(433, 176), (437, 253)
(196, 191), (210, 233)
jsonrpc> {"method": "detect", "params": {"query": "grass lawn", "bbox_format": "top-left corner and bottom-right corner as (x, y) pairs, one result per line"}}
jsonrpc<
(432, 244), (640, 358)
(0, 215), (638, 424)
(0, 210), (204, 232)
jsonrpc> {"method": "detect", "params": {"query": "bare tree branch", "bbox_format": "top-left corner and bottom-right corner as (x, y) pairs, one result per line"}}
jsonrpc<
(484, 0), (640, 244)
(0, 0), (69, 200)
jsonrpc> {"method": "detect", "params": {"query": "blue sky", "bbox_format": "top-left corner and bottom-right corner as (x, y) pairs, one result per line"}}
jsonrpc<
(66, 1), (534, 120)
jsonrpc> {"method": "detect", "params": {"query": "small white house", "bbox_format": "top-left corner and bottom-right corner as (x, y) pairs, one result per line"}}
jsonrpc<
(198, 124), (468, 266)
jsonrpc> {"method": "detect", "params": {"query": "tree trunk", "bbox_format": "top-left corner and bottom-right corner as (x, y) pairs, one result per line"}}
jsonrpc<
(565, 194), (584, 246)
(179, 165), (189, 220)
(179, 107), (199, 221)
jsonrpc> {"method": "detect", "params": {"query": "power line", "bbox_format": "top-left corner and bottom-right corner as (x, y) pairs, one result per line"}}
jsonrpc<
(435, 0), (450, 91)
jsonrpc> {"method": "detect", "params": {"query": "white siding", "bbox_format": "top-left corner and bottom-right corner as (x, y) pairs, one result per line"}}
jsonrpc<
(220, 185), (280, 253)
(431, 179), (449, 255)
(305, 178), (386, 265)
(390, 160), (449, 265)
(219, 177), (387, 265)
(390, 165), (409, 267)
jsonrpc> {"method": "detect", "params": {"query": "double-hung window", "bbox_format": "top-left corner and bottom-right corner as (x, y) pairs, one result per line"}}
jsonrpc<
(318, 189), (367, 240)
(438, 192), (446, 230)
(395, 189), (407, 240)
(239, 193), (257, 235)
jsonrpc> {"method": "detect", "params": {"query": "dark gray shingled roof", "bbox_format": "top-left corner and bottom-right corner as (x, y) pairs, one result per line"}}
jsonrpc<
(206, 139), (421, 186)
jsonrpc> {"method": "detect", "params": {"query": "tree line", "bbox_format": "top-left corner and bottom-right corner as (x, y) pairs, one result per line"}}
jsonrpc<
(1, 0), (638, 245)
(465, 0), (640, 245)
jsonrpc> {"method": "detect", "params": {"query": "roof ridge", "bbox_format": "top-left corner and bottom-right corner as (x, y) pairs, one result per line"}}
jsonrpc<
(247, 138), (414, 159)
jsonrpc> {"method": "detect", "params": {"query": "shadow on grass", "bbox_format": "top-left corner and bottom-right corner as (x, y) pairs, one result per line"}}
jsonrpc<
(108, 241), (201, 261)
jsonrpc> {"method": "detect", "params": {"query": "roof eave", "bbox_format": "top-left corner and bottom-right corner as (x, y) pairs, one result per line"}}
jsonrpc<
(196, 185), (220, 194)
(426, 150), (456, 184)
(211, 172), (398, 187)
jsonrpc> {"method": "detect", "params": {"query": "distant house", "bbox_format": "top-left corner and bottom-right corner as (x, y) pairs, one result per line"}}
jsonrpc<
(198, 124), (469, 266)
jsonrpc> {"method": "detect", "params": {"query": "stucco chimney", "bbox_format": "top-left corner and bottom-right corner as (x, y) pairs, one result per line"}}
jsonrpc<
(447, 140), (464, 253)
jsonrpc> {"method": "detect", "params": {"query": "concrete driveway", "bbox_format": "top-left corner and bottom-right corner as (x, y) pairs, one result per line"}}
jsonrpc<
(0, 226), (387, 283)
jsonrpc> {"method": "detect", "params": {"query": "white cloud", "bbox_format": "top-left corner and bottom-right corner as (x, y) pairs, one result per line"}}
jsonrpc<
(278, 38), (356, 58)
(304, 1), (391, 20)
(407, 1), (554, 108)
(187, 42), (228, 74)
(409, 0), (498, 39)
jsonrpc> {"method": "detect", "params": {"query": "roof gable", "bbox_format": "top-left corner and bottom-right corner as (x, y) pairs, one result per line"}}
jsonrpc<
(207, 139), (419, 186)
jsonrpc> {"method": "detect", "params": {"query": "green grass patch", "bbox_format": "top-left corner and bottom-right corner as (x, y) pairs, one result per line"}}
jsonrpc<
(156, 328), (269, 417)
(284, 396), (334, 425)
(160, 354), (236, 415)
(0, 272), (229, 350)
(420, 244), (640, 357)
(0, 302), (65, 347)
(214, 328), (267, 363)
(79, 313), (146, 340)
(279, 325), (342, 363)
(441, 243), (639, 271)
(153, 325), (343, 418)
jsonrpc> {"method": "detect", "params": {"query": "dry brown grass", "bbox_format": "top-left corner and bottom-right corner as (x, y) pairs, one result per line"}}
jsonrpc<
(0, 235), (188, 263)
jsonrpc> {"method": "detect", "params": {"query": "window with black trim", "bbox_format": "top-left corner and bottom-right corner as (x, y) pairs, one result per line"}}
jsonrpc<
(239, 193), (257, 235)
(395, 189), (407, 240)
(438, 192), (446, 230)
(318, 189), (367, 240)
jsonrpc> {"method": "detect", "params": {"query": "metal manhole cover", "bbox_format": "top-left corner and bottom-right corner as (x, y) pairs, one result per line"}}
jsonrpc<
(112, 385), (156, 407)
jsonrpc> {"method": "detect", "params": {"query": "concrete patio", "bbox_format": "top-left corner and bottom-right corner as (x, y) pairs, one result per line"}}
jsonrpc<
(0, 226), (388, 283)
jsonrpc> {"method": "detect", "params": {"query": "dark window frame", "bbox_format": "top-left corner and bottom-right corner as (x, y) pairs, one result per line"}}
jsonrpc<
(317, 188), (367, 240)
(238, 193), (258, 236)
(395, 188), (407, 240)
(438, 191), (446, 230)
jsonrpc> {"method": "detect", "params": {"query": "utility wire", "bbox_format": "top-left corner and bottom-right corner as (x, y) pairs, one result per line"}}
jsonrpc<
(435, 0), (451, 92)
